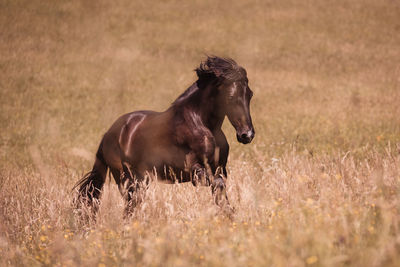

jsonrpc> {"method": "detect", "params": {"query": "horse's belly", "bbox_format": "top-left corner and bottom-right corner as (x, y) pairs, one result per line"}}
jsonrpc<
(142, 145), (191, 182)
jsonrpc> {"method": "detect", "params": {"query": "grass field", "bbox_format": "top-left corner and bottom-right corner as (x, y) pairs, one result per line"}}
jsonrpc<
(1, 0), (400, 266)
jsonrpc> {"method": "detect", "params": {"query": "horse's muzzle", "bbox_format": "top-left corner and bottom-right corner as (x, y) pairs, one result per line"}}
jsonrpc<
(237, 130), (255, 144)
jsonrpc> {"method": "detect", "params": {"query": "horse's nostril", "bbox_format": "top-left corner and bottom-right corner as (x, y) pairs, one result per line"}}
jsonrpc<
(241, 133), (247, 139)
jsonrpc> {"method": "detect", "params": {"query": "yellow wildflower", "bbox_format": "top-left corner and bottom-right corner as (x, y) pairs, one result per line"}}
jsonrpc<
(132, 221), (140, 229)
(368, 226), (374, 233)
(306, 256), (318, 265)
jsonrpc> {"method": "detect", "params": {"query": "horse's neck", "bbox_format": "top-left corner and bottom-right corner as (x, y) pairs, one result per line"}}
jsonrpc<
(172, 80), (224, 131)
(204, 108), (224, 131)
(190, 84), (224, 131)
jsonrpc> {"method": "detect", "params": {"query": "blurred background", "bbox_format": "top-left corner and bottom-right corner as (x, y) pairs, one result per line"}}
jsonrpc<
(1, 0), (399, 170)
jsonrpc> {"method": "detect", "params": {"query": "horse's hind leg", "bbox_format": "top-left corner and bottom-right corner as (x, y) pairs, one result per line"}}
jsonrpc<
(110, 168), (121, 185)
(111, 167), (135, 217)
(118, 162), (145, 219)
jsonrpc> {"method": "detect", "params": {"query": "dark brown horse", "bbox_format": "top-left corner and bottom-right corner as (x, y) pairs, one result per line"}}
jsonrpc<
(73, 56), (254, 217)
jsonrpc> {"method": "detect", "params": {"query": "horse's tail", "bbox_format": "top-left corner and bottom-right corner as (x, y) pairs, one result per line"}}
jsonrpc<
(73, 138), (108, 213)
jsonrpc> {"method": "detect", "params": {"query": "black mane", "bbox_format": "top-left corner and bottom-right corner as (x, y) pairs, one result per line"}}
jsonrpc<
(173, 56), (245, 106)
(195, 56), (245, 81)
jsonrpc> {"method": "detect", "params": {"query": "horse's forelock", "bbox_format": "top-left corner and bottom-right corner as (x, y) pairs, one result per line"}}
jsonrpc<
(174, 57), (245, 107)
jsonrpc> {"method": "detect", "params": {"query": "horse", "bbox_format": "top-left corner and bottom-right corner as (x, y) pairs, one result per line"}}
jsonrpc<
(73, 56), (255, 218)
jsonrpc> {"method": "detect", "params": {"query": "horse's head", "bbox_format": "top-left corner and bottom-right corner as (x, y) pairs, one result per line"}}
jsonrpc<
(196, 56), (255, 144)
(221, 74), (255, 144)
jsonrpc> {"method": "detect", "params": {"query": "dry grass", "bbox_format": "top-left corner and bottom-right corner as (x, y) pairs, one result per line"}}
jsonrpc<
(1, 0), (400, 266)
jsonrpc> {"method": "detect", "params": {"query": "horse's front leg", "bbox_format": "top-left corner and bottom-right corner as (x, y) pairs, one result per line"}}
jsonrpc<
(185, 130), (232, 211)
(186, 151), (211, 186)
(190, 162), (211, 187)
(192, 162), (231, 208)
(212, 130), (231, 208)
(187, 152), (230, 208)
(211, 174), (229, 206)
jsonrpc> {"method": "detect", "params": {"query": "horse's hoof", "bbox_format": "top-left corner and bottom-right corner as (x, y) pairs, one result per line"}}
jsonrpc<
(217, 204), (235, 219)
(229, 205), (236, 214)
(226, 205), (236, 216)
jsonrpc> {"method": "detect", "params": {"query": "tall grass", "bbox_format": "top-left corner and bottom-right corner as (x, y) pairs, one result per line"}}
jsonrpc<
(1, 0), (399, 266)
(1, 149), (399, 266)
